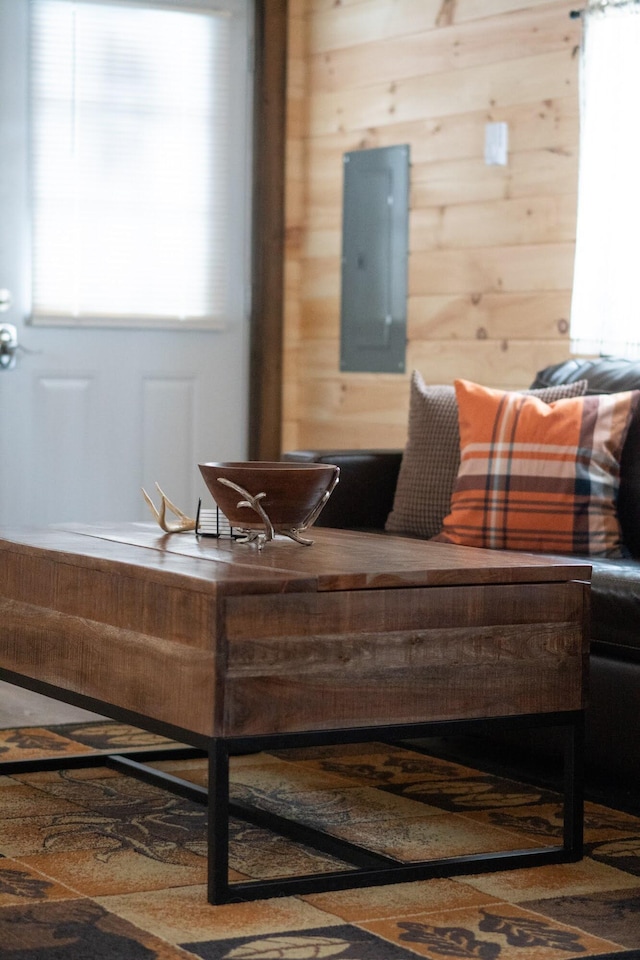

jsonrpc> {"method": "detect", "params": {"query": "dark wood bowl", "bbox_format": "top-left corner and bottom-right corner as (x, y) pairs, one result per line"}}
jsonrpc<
(198, 461), (339, 532)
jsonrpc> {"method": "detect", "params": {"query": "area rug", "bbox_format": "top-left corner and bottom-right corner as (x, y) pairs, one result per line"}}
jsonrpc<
(1, 721), (640, 959)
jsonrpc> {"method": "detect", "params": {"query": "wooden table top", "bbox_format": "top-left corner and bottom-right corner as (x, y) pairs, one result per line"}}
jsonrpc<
(0, 522), (591, 739)
(0, 522), (592, 596)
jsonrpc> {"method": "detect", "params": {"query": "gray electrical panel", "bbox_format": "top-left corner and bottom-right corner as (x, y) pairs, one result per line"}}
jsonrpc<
(340, 145), (409, 373)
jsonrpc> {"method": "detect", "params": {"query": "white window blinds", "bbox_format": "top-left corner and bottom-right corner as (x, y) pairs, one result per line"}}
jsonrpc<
(29, 0), (252, 328)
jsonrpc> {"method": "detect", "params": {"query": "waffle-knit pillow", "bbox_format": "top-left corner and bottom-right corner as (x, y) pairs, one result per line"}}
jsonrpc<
(436, 379), (640, 556)
(385, 371), (588, 539)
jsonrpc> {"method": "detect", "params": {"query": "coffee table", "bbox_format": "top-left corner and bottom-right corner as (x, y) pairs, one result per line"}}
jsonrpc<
(0, 523), (591, 903)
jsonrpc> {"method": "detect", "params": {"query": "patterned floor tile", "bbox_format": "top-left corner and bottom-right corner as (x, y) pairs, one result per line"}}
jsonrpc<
(288, 745), (483, 788)
(13, 764), (121, 784)
(583, 804), (640, 843)
(466, 802), (640, 845)
(383, 773), (558, 812)
(522, 887), (640, 949)
(228, 818), (348, 879)
(15, 847), (207, 897)
(10, 765), (175, 808)
(302, 876), (501, 922)
(147, 752), (286, 791)
(0, 777), (86, 819)
(3, 722), (640, 958)
(327, 811), (539, 861)
(359, 901), (624, 959)
(0, 898), (195, 958)
(148, 757), (209, 788)
(0, 795), (208, 862)
(230, 757), (365, 793)
(51, 720), (176, 752)
(231, 780), (440, 829)
(589, 837), (640, 877)
(96, 886), (343, 944)
(184, 923), (431, 959)
(0, 858), (79, 905)
(459, 857), (640, 902)
(0, 814), (124, 858)
(0, 727), (97, 762)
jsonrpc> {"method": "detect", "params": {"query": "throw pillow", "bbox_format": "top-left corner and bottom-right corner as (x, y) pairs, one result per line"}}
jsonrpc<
(385, 371), (588, 540)
(436, 379), (640, 556)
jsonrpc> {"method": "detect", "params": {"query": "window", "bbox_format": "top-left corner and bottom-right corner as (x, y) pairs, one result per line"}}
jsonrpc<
(29, 0), (253, 329)
(570, 0), (640, 358)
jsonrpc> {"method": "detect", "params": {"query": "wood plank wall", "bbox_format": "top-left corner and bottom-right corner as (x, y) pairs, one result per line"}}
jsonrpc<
(282, 0), (582, 452)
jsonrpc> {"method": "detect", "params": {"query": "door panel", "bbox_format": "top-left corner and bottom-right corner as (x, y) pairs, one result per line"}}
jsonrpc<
(0, 0), (249, 527)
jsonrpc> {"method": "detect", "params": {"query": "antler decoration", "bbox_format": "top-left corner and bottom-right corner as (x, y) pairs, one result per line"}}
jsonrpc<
(142, 483), (196, 534)
(217, 477), (274, 548)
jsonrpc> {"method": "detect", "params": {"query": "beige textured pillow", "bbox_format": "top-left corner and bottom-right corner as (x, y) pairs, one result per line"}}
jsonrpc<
(385, 370), (589, 539)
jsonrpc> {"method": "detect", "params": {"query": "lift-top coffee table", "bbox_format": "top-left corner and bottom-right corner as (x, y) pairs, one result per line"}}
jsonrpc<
(0, 523), (591, 903)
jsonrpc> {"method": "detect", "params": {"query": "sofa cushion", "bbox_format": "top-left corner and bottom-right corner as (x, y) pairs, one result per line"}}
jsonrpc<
(385, 371), (588, 540)
(533, 357), (640, 557)
(436, 379), (640, 556)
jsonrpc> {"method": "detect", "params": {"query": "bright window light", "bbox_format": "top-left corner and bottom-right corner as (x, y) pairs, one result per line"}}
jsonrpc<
(30, 0), (252, 328)
(571, 4), (640, 358)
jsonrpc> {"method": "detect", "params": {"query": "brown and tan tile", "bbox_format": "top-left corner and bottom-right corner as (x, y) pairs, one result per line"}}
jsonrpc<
(459, 856), (640, 902)
(359, 901), (625, 959)
(0, 727), (95, 762)
(522, 886), (640, 949)
(2, 719), (640, 957)
(0, 858), (78, 905)
(290, 745), (483, 788)
(303, 876), (501, 922)
(328, 811), (539, 861)
(52, 721), (176, 752)
(228, 817), (348, 879)
(15, 847), (207, 897)
(96, 885), (343, 944)
(0, 777), (85, 819)
(231, 781), (441, 829)
(466, 801), (640, 846)
(0, 898), (194, 958)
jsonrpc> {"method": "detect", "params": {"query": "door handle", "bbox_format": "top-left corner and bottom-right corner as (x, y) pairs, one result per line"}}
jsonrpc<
(0, 323), (18, 370)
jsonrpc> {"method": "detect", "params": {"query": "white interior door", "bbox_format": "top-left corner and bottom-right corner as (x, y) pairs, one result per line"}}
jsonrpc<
(0, 1), (250, 528)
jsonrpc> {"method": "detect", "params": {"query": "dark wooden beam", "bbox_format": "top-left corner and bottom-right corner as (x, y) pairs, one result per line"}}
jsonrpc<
(249, 0), (288, 460)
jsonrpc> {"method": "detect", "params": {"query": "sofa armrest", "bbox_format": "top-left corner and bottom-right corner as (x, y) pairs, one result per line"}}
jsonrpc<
(283, 450), (402, 530)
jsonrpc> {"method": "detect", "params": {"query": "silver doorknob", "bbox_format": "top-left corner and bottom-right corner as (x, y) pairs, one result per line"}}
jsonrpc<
(0, 289), (11, 313)
(0, 323), (18, 370)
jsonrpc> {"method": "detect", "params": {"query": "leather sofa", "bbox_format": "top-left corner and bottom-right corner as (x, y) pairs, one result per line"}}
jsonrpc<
(286, 357), (640, 788)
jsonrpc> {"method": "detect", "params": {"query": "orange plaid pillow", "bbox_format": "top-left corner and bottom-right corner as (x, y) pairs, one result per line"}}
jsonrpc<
(436, 379), (640, 556)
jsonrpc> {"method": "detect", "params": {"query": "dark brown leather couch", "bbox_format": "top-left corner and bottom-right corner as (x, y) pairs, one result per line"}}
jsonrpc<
(286, 357), (640, 786)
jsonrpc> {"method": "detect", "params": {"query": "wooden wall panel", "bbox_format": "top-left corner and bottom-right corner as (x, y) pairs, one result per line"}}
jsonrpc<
(309, 5), (578, 91)
(283, 0), (582, 453)
(308, 50), (576, 136)
(408, 291), (572, 340)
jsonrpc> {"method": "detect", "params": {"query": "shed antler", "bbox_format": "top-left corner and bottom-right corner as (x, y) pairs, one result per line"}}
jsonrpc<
(142, 483), (196, 533)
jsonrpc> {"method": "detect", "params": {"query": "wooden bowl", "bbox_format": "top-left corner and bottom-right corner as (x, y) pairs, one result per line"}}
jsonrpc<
(198, 461), (340, 533)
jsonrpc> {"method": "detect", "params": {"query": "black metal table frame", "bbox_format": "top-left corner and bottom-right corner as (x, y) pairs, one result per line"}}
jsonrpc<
(0, 669), (584, 905)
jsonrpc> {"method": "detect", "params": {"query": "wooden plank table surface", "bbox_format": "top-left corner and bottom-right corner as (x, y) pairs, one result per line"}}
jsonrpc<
(0, 523), (591, 738)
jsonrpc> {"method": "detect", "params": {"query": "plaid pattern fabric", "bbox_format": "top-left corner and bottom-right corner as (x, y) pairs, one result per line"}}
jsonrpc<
(437, 379), (640, 557)
(385, 371), (588, 540)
